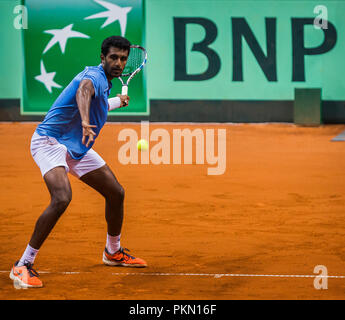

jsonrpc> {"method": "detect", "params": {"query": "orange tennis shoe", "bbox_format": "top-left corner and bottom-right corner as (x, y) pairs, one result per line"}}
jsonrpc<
(103, 247), (147, 268)
(10, 261), (43, 288)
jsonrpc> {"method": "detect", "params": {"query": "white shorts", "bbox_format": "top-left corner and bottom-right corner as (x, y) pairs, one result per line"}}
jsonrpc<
(30, 131), (106, 178)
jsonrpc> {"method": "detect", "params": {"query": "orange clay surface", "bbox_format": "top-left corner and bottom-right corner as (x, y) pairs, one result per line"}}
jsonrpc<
(1, 122), (345, 300)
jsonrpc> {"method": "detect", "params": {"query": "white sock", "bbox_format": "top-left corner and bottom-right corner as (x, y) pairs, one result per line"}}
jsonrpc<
(18, 244), (39, 266)
(106, 234), (121, 254)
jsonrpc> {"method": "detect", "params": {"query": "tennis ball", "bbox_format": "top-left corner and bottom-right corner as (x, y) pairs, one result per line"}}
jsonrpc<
(137, 139), (148, 151)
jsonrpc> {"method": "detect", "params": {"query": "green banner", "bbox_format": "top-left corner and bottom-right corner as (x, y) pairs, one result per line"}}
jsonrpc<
(146, 0), (345, 101)
(23, 0), (147, 115)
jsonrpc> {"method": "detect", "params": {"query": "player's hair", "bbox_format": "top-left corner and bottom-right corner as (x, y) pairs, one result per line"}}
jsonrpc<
(101, 36), (131, 56)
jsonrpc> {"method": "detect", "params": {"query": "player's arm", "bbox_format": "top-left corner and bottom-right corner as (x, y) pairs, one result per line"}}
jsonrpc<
(76, 79), (97, 148)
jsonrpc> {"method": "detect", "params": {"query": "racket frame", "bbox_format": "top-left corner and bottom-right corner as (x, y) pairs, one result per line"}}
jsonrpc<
(118, 45), (147, 96)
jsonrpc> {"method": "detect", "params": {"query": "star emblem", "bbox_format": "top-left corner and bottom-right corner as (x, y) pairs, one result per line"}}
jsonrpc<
(84, 0), (132, 36)
(35, 60), (62, 93)
(43, 24), (90, 54)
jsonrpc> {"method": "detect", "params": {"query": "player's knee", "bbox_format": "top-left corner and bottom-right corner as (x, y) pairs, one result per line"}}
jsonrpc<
(107, 184), (125, 204)
(113, 185), (125, 203)
(118, 185), (125, 201)
(51, 193), (72, 213)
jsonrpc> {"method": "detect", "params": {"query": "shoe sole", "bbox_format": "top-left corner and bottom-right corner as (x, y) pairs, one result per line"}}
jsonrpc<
(9, 269), (43, 288)
(102, 253), (147, 268)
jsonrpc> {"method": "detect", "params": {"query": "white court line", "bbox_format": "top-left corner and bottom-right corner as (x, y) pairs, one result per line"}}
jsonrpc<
(109, 273), (344, 279)
(1, 270), (344, 279)
(9, 121), (294, 125)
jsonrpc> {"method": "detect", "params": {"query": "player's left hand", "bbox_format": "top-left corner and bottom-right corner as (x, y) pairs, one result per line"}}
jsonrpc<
(81, 121), (97, 148)
(117, 94), (130, 108)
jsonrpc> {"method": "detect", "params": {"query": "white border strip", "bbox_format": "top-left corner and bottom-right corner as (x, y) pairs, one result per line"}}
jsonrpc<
(109, 272), (345, 279)
(1, 271), (344, 279)
(0, 121), (296, 125)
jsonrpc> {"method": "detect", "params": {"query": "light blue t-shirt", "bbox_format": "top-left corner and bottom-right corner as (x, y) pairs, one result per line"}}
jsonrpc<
(36, 64), (112, 159)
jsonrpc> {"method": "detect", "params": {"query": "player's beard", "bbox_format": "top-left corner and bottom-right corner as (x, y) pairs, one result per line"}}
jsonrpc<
(106, 61), (122, 78)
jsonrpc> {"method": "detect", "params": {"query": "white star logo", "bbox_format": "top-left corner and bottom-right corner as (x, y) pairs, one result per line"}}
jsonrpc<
(35, 60), (62, 93)
(84, 0), (132, 36)
(43, 24), (90, 54)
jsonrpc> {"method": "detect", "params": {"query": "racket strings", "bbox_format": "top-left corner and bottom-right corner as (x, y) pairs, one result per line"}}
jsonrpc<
(123, 47), (145, 75)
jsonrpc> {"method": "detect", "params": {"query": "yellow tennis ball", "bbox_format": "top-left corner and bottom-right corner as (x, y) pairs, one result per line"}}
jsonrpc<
(137, 139), (148, 151)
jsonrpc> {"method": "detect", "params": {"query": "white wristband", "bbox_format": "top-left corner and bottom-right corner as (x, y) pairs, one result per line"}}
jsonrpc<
(108, 97), (121, 110)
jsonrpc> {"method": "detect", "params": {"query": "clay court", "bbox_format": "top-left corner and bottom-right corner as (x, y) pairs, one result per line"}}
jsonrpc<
(1, 122), (345, 300)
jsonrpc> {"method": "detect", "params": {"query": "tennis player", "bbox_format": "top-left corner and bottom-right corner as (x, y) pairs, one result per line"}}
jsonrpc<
(10, 36), (147, 288)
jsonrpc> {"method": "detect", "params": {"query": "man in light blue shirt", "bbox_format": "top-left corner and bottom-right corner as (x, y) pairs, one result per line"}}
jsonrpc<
(10, 36), (147, 289)
(36, 63), (112, 159)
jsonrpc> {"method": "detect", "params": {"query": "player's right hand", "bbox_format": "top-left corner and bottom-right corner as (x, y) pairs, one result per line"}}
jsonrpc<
(117, 94), (130, 108)
(81, 121), (97, 148)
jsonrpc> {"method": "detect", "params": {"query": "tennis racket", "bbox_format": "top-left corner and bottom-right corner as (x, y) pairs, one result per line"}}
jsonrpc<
(118, 45), (147, 96)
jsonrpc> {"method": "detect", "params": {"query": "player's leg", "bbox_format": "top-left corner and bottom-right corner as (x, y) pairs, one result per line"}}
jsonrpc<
(29, 166), (72, 249)
(80, 164), (124, 237)
(27, 134), (72, 252)
(10, 133), (72, 288)
(80, 164), (147, 267)
(68, 149), (147, 267)
(11, 167), (72, 288)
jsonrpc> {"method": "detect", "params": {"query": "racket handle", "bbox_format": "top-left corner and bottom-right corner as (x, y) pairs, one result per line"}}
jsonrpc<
(121, 85), (128, 96)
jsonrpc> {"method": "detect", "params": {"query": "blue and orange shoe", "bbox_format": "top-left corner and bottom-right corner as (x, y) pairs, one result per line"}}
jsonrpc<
(103, 247), (147, 268)
(9, 261), (43, 288)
